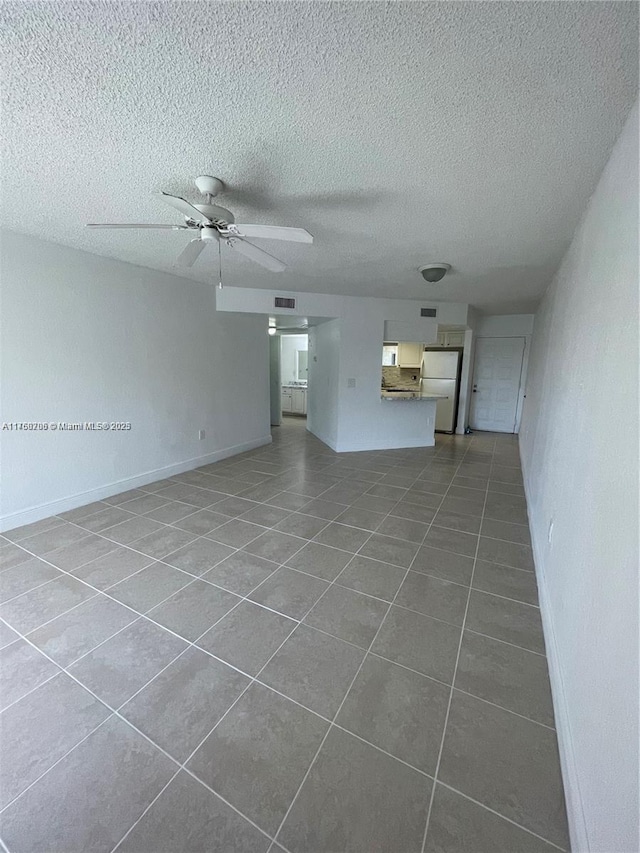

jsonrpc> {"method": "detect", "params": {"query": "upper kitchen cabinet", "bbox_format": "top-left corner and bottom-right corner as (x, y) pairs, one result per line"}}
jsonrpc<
(436, 329), (466, 348)
(397, 342), (424, 368)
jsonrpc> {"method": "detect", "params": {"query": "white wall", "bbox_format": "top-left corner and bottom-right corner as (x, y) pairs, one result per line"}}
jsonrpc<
(279, 334), (308, 384)
(335, 301), (438, 451)
(475, 313), (534, 337)
(217, 287), (457, 451)
(0, 232), (271, 530)
(307, 320), (340, 448)
(215, 286), (469, 328)
(520, 104), (639, 853)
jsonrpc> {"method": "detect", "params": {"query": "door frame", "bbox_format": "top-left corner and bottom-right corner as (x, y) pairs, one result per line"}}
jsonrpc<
(470, 336), (527, 434)
(269, 334), (282, 427)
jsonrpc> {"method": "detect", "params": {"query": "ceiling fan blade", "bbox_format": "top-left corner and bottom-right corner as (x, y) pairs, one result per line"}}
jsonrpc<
(226, 237), (286, 272)
(230, 224), (313, 244)
(158, 192), (210, 222)
(176, 238), (207, 267)
(86, 223), (188, 229)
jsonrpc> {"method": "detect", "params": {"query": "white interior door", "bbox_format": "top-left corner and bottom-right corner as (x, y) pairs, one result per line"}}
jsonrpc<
(470, 337), (525, 433)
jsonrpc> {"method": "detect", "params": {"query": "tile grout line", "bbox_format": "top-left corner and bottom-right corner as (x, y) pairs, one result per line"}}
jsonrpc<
(3, 578), (554, 732)
(0, 668), (65, 716)
(2, 545), (309, 714)
(0, 703), (116, 817)
(250, 637), (556, 731)
(420, 434), (495, 853)
(414, 434), (497, 849)
(0, 574), (97, 608)
(3, 468), (532, 606)
(187, 438), (466, 851)
(258, 441), (485, 853)
(9, 432), (439, 550)
(269, 437), (476, 850)
(55, 481), (357, 581)
(216, 444), (474, 699)
(1, 542), (315, 716)
(1, 431), (552, 853)
(5, 493), (533, 581)
(1, 581), (313, 850)
(2, 450), (386, 831)
(258, 440), (476, 675)
(3, 516), (325, 644)
(435, 781), (568, 851)
(106, 516), (388, 853)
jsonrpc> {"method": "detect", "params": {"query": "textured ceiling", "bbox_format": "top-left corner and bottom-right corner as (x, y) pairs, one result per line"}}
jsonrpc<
(1, 1), (637, 313)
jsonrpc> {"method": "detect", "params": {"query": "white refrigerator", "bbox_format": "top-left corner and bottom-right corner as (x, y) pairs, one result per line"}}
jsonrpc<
(421, 350), (462, 433)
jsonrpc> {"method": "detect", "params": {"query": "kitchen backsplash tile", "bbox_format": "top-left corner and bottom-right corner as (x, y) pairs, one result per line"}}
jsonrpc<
(382, 367), (421, 390)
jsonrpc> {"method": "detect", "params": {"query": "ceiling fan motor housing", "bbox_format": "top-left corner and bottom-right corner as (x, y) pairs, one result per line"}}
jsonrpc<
(200, 224), (219, 241)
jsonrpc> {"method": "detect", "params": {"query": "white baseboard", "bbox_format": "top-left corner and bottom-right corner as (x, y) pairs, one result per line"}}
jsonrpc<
(305, 423), (338, 452)
(0, 434), (272, 533)
(520, 449), (590, 853)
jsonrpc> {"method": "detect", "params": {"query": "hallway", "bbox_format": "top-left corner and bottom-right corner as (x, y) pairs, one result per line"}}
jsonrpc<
(0, 421), (567, 852)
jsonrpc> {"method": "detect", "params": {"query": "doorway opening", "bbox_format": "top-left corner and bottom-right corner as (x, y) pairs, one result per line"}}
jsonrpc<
(280, 333), (308, 419)
(271, 332), (308, 431)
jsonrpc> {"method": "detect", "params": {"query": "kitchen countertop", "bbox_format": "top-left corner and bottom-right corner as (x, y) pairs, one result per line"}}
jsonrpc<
(381, 391), (448, 401)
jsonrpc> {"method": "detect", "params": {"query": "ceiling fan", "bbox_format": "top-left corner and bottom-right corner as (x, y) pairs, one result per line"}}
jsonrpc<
(86, 175), (313, 273)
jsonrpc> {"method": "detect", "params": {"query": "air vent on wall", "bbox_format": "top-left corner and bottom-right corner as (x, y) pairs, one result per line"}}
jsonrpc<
(275, 297), (296, 309)
(421, 307), (437, 317)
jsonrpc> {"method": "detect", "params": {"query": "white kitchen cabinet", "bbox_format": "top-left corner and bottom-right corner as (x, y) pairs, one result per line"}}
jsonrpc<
(281, 388), (293, 412)
(445, 330), (465, 347)
(436, 330), (466, 348)
(397, 342), (424, 368)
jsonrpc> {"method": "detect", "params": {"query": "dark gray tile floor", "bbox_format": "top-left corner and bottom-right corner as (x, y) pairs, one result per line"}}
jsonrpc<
(0, 419), (569, 852)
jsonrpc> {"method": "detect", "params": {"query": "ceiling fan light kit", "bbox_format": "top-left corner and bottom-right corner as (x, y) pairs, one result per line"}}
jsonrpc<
(86, 175), (313, 274)
(419, 263), (451, 283)
(200, 226), (219, 242)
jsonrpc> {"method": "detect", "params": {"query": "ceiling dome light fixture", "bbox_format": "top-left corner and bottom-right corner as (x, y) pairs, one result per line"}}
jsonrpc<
(419, 263), (451, 283)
